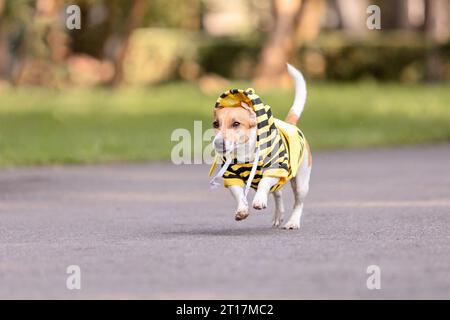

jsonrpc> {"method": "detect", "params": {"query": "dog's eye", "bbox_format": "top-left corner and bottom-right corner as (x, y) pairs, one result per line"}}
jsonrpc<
(213, 121), (219, 128)
(232, 121), (240, 128)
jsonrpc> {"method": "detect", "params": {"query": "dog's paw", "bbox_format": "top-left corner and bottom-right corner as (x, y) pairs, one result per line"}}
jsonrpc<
(282, 221), (300, 230)
(272, 215), (284, 228)
(235, 207), (249, 221)
(252, 193), (267, 210)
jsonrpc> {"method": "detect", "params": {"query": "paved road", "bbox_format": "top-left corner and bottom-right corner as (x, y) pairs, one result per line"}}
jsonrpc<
(0, 145), (449, 299)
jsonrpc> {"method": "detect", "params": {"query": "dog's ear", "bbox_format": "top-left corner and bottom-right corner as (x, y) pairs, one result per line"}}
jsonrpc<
(240, 101), (250, 109)
(240, 102), (256, 127)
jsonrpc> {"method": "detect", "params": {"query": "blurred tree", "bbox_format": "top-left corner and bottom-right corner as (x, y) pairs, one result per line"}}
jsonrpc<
(105, 0), (148, 86)
(0, 0), (33, 83)
(424, 0), (450, 81)
(396, 0), (414, 29)
(424, 0), (450, 42)
(295, 0), (326, 43)
(254, 0), (303, 87)
(146, 0), (200, 30)
(5, 0), (70, 86)
(0, 0), (8, 81)
(335, 0), (368, 37)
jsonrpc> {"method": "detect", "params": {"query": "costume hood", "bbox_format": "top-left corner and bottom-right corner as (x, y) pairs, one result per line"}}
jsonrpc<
(214, 88), (277, 160)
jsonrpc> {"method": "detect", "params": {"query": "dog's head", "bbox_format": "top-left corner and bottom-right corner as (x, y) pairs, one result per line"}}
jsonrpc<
(212, 101), (256, 156)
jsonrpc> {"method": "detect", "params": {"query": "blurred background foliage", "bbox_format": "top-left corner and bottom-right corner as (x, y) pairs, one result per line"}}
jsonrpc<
(0, 0), (450, 166)
(1, 0), (449, 89)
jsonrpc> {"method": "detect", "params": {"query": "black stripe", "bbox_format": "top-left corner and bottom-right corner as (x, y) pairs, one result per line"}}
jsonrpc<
(252, 98), (262, 105)
(223, 173), (242, 179)
(214, 102), (220, 108)
(266, 108), (272, 118)
(248, 174), (262, 180)
(231, 89), (239, 94)
(232, 158), (255, 165)
(262, 138), (283, 166)
(258, 123), (276, 138)
(258, 126), (275, 140)
(265, 122), (277, 133)
(231, 165), (262, 176)
(259, 138), (274, 152)
(257, 119), (269, 129)
(269, 138), (283, 154)
(279, 162), (288, 170)
(255, 108), (265, 116)
(263, 153), (285, 169)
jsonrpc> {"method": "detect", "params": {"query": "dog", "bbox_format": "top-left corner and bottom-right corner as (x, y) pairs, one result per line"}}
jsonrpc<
(209, 64), (311, 230)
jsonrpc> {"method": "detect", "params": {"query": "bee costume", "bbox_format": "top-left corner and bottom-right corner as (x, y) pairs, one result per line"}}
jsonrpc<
(209, 88), (306, 204)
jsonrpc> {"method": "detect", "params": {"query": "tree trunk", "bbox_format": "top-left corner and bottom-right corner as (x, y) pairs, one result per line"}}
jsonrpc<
(335, 0), (368, 37)
(254, 0), (303, 87)
(424, 0), (450, 42)
(109, 0), (147, 87)
(296, 0), (326, 42)
(395, 0), (413, 29)
(0, 0), (9, 81)
(424, 0), (450, 82)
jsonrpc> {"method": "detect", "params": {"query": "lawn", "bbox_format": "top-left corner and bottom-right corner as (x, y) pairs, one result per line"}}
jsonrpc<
(0, 82), (450, 167)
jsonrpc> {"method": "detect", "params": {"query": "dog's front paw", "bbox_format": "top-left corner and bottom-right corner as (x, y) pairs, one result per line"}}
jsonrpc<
(235, 207), (249, 221)
(282, 221), (300, 230)
(252, 192), (267, 210)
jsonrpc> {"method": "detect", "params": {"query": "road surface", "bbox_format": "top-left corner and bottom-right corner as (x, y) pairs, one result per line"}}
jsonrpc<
(1, 144), (449, 299)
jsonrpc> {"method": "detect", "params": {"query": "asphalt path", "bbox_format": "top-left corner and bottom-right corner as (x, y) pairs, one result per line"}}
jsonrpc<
(0, 144), (449, 299)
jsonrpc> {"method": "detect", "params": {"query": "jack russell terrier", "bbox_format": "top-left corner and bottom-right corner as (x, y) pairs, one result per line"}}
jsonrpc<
(209, 64), (311, 230)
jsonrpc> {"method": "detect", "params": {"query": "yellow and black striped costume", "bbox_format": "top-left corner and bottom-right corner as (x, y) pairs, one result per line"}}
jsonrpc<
(210, 88), (306, 192)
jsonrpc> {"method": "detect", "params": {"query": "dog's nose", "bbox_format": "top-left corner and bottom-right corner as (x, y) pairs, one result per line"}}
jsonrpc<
(214, 139), (225, 150)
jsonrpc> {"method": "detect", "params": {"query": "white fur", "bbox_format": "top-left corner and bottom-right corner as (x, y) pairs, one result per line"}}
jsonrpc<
(229, 185), (249, 220)
(272, 190), (284, 227)
(252, 177), (279, 210)
(282, 147), (311, 229)
(287, 63), (307, 118)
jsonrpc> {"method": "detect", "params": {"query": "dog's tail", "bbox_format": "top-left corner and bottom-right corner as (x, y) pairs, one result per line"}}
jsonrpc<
(284, 63), (307, 126)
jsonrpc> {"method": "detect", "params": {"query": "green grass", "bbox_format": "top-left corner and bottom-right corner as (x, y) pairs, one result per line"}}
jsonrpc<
(1, 82), (450, 167)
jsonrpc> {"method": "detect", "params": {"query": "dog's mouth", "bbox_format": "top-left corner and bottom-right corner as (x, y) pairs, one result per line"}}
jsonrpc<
(214, 142), (234, 156)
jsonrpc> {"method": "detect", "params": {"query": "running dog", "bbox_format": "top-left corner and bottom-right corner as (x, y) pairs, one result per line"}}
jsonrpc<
(209, 64), (311, 230)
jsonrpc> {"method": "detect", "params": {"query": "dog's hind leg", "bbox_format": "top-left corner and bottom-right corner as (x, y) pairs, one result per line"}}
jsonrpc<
(283, 148), (312, 230)
(272, 190), (285, 227)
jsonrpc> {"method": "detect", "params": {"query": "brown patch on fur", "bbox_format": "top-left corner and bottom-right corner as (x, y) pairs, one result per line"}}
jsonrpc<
(305, 139), (312, 167)
(235, 209), (249, 221)
(284, 111), (299, 125)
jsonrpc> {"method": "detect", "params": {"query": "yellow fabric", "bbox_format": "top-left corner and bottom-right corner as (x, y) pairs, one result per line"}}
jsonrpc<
(271, 118), (305, 183)
(223, 178), (245, 188)
(208, 155), (218, 177)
